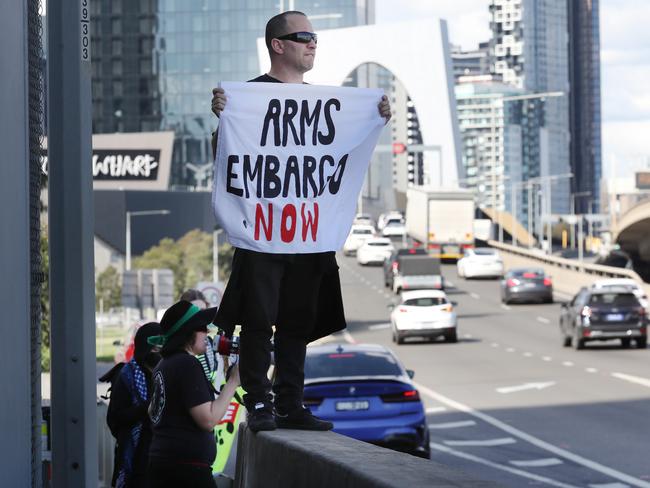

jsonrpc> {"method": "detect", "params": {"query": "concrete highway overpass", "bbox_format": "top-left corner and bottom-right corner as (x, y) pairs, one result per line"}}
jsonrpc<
(615, 197), (650, 281)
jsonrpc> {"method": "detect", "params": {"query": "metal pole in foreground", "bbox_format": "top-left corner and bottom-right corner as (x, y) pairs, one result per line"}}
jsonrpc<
(213, 228), (223, 282)
(527, 183), (533, 248)
(1, 0), (37, 484)
(47, 0), (98, 484)
(126, 211), (132, 270)
(578, 216), (584, 262)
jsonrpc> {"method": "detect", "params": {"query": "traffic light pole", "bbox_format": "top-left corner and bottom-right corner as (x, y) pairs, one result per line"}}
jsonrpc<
(48, 0), (98, 485)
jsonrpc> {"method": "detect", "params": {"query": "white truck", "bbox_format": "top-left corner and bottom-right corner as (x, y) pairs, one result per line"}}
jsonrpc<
(405, 187), (475, 260)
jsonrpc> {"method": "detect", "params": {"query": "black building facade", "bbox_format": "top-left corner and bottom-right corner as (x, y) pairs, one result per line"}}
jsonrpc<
(90, 0), (161, 134)
(568, 0), (602, 213)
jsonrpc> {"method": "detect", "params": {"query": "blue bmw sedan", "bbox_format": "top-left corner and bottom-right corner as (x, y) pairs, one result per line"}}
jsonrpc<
(303, 343), (429, 458)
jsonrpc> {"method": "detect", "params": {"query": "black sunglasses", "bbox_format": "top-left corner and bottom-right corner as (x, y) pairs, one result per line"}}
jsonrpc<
(276, 31), (318, 44)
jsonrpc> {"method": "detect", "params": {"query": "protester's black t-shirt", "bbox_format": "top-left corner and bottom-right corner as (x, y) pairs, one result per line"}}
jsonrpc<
(148, 351), (215, 465)
(248, 74), (282, 83)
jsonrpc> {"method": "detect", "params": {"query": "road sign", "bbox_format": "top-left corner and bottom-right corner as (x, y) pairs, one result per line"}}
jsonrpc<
(197, 281), (225, 307)
(392, 142), (407, 155)
(122, 269), (174, 310)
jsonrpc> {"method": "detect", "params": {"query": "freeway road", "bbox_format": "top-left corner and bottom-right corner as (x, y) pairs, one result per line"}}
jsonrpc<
(331, 253), (650, 488)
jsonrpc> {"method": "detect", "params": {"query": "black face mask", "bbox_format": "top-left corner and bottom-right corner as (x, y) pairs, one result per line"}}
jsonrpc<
(144, 351), (162, 370)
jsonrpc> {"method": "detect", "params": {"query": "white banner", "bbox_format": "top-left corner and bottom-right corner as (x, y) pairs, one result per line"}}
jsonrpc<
(212, 81), (384, 253)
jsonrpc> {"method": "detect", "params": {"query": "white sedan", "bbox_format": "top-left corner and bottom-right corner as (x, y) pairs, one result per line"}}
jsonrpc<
(390, 290), (457, 344)
(356, 238), (395, 265)
(457, 247), (503, 279)
(381, 218), (406, 238)
(343, 224), (376, 256)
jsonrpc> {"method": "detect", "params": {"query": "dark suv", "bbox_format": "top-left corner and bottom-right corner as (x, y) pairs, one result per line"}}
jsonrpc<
(383, 248), (427, 289)
(560, 286), (647, 350)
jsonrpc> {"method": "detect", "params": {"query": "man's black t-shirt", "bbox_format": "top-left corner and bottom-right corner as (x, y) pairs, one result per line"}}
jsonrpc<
(249, 74), (282, 83)
(148, 351), (215, 465)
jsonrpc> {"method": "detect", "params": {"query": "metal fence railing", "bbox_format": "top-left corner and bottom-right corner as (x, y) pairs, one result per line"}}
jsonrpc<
(97, 401), (116, 488)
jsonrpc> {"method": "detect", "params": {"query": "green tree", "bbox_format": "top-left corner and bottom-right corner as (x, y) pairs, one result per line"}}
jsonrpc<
(133, 237), (184, 296)
(133, 229), (236, 298)
(95, 265), (122, 311)
(218, 242), (235, 282)
(178, 229), (213, 290)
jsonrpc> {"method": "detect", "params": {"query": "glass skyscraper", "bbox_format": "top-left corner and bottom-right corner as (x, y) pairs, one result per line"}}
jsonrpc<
(90, 0), (375, 186)
(455, 79), (545, 228)
(568, 0), (602, 213)
(489, 0), (572, 215)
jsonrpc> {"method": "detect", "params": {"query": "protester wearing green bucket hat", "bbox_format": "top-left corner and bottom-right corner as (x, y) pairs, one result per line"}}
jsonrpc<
(147, 300), (240, 488)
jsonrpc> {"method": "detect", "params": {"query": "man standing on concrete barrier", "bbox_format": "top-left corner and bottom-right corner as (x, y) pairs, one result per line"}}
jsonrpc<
(210, 10), (391, 433)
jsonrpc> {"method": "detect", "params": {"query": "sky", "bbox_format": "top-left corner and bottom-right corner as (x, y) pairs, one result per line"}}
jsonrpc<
(375, 0), (650, 179)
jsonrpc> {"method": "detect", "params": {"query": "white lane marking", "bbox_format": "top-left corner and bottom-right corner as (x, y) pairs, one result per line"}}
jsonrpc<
(501, 304), (511, 310)
(430, 443), (579, 488)
(524, 352), (533, 357)
(415, 382), (650, 488)
(562, 361), (574, 367)
(342, 330), (356, 344)
(371, 285), (378, 291)
(309, 335), (336, 346)
(611, 372), (650, 389)
(491, 342), (500, 347)
(470, 292), (480, 299)
(586, 367), (598, 373)
(428, 420), (477, 430)
(444, 437), (516, 447)
(368, 323), (391, 331)
(426, 406), (447, 414)
(506, 347), (516, 353)
(446, 280), (455, 288)
(510, 458), (564, 468)
(589, 483), (631, 488)
(383, 293), (392, 299)
(497, 382), (555, 394)
(463, 333), (473, 339)
(542, 356), (553, 362)
(537, 316), (551, 324)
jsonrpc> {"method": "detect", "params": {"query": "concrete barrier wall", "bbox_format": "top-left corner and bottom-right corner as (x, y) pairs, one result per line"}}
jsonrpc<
(234, 425), (499, 488)
(489, 241), (650, 298)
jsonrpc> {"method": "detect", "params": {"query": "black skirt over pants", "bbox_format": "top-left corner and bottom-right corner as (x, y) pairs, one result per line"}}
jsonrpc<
(215, 248), (346, 411)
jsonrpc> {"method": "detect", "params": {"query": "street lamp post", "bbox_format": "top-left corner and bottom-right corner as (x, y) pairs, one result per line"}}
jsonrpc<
(524, 173), (573, 254)
(489, 91), (564, 247)
(213, 228), (224, 282)
(125, 210), (171, 271)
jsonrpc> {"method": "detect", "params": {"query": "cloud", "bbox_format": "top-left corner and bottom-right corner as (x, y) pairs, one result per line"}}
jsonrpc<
(602, 120), (650, 175)
(375, 0), (650, 178)
(375, 0), (491, 49)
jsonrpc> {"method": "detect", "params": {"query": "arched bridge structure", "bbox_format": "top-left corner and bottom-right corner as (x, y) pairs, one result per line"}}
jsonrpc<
(257, 19), (462, 187)
(615, 197), (650, 280)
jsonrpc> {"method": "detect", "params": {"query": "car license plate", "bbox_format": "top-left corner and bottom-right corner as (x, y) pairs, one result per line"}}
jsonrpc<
(524, 283), (536, 288)
(606, 313), (624, 321)
(336, 400), (369, 411)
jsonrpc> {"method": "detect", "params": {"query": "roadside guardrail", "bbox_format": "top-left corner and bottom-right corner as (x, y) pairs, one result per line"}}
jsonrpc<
(489, 240), (650, 298)
(234, 424), (499, 488)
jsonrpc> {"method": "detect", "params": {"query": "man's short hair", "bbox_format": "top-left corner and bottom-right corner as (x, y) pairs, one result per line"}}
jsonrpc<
(265, 11), (307, 53)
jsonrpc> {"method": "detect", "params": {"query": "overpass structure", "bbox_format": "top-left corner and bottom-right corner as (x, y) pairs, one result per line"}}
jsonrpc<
(615, 197), (650, 270)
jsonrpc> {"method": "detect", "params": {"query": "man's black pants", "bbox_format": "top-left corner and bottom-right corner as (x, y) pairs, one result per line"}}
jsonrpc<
(236, 251), (324, 413)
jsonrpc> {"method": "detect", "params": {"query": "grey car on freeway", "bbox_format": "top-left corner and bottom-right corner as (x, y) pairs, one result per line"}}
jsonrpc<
(560, 286), (647, 350)
(500, 268), (553, 304)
